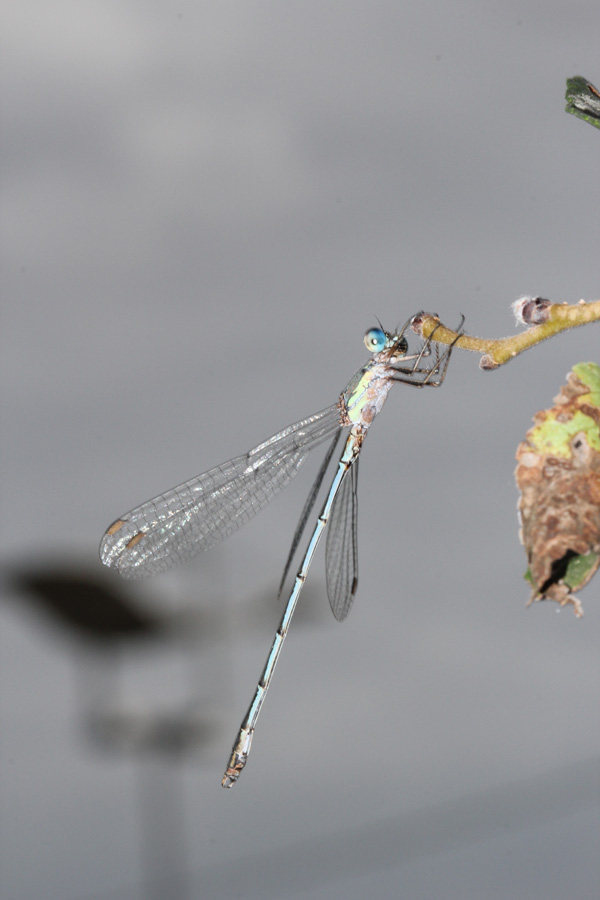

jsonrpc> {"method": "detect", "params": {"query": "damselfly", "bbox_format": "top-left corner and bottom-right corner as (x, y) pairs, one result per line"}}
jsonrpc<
(100, 312), (462, 787)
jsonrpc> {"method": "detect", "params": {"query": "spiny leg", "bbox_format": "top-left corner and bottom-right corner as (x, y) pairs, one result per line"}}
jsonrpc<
(389, 315), (465, 387)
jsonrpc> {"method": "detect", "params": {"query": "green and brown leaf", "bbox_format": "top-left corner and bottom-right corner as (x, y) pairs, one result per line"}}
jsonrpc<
(515, 363), (600, 615)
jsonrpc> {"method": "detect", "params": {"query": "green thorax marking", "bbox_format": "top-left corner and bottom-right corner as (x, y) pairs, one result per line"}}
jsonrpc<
(344, 368), (378, 424)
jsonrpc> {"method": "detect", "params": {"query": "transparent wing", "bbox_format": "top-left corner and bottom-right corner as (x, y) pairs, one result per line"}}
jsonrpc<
(100, 405), (342, 579)
(277, 431), (343, 600)
(325, 456), (359, 622)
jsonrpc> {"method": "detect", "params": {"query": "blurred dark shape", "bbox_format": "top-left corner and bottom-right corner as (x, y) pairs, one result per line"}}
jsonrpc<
(88, 707), (213, 758)
(6, 561), (219, 757)
(5, 561), (218, 899)
(8, 565), (167, 645)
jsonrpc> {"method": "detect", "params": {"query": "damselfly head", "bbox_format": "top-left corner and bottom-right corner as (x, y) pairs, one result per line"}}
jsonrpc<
(365, 324), (411, 359)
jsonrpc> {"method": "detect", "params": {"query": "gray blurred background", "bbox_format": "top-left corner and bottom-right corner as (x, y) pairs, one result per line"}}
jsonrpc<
(2, 2), (599, 899)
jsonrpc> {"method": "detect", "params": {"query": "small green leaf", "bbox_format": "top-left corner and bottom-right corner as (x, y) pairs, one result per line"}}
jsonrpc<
(564, 552), (600, 591)
(565, 76), (600, 130)
(572, 362), (600, 406)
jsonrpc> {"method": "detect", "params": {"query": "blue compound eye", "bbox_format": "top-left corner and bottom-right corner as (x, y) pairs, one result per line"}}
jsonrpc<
(364, 327), (386, 353)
